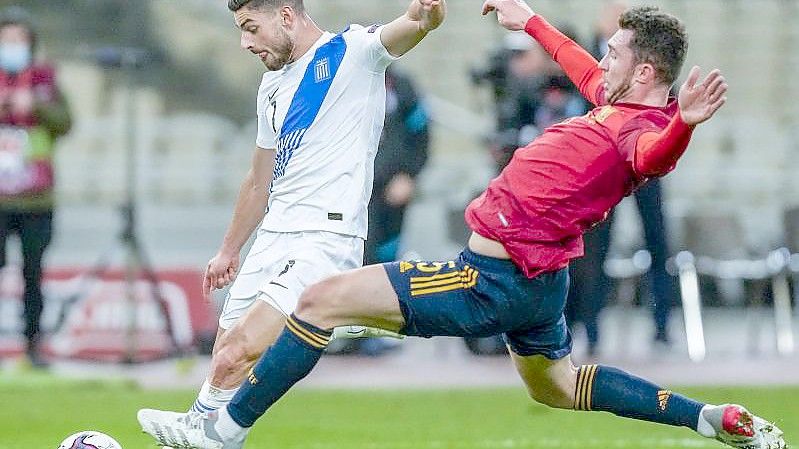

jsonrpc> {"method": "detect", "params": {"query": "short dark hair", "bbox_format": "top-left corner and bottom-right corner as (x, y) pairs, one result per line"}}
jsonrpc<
(618, 6), (687, 85)
(228, 0), (304, 13)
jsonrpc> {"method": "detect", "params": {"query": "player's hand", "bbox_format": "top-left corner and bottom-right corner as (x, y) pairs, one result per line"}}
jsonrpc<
(481, 0), (535, 31)
(416, 0), (446, 33)
(385, 172), (415, 206)
(9, 89), (34, 116)
(203, 251), (239, 298)
(677, 66), (727, 126)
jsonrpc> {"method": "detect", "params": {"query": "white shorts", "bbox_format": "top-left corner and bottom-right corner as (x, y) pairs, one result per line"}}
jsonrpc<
(219, 230), (364, 330)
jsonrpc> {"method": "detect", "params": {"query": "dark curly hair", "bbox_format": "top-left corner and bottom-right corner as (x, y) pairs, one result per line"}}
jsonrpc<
(228, 0), (304, 13)
(619, 6), (687, 86)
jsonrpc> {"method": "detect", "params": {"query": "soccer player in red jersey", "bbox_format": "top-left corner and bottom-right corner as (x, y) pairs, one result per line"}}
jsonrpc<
(138, 2), (786, 449)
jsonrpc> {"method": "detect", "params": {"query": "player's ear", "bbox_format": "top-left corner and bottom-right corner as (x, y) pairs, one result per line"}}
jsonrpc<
(280, 6), (293, 28)
(635, 62), (656, 84)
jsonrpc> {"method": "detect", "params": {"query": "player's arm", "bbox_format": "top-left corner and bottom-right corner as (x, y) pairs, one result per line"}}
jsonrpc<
(387, 78), (430, 207)
(379, 0), (446, 57)
(36, 87), (72, 138)
(204, 148), (275, 296)
(219, 148), (275, 256)
(481, 0), (603, 105)
(31, 67), (72, 138)
(634, 67), (727, 176)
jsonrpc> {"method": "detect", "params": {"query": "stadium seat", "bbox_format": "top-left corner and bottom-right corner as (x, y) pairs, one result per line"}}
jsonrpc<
(676, 213), (795, 361)
(603, 249), (653, 305)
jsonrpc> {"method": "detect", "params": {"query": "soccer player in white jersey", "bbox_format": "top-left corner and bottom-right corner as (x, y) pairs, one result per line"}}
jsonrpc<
(137, 0), (446, 446)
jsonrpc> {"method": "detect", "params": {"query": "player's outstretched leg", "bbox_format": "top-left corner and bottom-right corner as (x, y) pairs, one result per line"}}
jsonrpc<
(512, 354), (787, 449)
(138, 264), (405, 449)
(137, 299), (287, 449)
(138, 312), (329, 449)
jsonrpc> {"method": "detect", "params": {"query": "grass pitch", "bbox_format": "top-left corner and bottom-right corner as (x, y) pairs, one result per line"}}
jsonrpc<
(0, 371), (794, 449)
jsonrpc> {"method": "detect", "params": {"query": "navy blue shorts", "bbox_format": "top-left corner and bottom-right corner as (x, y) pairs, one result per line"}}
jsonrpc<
(384, 248), (572, 359)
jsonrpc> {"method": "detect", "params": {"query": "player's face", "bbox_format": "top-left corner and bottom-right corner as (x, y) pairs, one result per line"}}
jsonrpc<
(235, 7), (295, 71)
(0, 24), (31, 46)
(598, 29), (637, 104)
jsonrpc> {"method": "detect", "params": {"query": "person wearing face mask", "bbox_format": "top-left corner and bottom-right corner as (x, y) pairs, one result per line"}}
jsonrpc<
(0, 7), (72, 368)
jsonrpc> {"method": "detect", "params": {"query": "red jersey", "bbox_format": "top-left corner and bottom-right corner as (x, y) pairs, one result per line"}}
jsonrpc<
(465, 15), (693, 278)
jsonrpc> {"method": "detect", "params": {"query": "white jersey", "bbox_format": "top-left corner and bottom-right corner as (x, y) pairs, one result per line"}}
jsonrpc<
(255, 24), (397, 239)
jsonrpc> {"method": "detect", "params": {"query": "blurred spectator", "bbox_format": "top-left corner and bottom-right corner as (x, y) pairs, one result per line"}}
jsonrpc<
(0, 7), (72, 367)
(589, 1), (629, 60)
(567, 182), (676, 355)
(365, 67), (430, 266)
(491, 29), (585, 172)
(329, 67), (430, 356)
(469, 34), (516, 111)
(565, 1), (676, 356)
(490, 32), (546, 171)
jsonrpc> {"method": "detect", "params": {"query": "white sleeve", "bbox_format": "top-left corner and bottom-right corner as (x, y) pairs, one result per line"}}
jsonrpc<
(344, 24), (399, 72)
(255, 74), (277, 149)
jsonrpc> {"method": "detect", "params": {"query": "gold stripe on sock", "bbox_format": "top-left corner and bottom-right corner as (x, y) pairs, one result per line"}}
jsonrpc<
(288, 317), (331, 346)
(286, 320), (326, 349)
(287, 316), (332, 344)
(580, 365), (591, 410)
(585, 365), (598, 411)
(574, 366), (586, 410)
(574, 365), (597, 411)
(286, 317), (329, 349)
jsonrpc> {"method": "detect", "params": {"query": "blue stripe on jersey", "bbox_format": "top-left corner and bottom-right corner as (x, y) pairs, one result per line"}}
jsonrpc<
(273, 34), (347, 181)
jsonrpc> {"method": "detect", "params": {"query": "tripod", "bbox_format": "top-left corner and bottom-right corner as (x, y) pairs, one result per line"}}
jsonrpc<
(53, 48), (186, 362)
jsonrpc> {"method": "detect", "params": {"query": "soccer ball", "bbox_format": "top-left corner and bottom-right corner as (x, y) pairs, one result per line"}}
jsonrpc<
(57, 431), (122, 449)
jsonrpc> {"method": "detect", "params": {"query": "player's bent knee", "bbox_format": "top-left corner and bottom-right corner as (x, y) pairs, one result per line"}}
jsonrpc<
(211, 343), (248, 380)
(525, 385), (573, 409)
(212, 331), (260, 376)
(516, 353), (578, 409)
(523, 374), (575, 409)
(295, 277), (346, 326)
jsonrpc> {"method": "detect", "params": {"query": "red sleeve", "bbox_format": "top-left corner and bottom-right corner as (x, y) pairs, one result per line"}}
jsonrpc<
(631, 111), (694, 177)
(524, 15), (604, 106)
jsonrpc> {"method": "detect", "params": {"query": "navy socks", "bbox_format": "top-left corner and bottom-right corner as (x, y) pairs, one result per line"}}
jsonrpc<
(227, 314), (332, 428)
(574, 365), (704, 430)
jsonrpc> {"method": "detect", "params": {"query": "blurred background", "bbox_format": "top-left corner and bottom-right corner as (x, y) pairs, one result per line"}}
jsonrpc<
(0, 1), (798, 444)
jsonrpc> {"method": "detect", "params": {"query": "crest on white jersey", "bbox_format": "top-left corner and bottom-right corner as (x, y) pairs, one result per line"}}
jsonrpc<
(314, 57), (331, 83)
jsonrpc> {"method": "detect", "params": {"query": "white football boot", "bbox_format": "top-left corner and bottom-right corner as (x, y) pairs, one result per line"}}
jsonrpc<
(713, 404), (787, 449)
(138, 409), (245, 449)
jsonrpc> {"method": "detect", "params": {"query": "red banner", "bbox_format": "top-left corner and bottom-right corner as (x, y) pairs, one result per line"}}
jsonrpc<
(0, 266), (217, 362)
